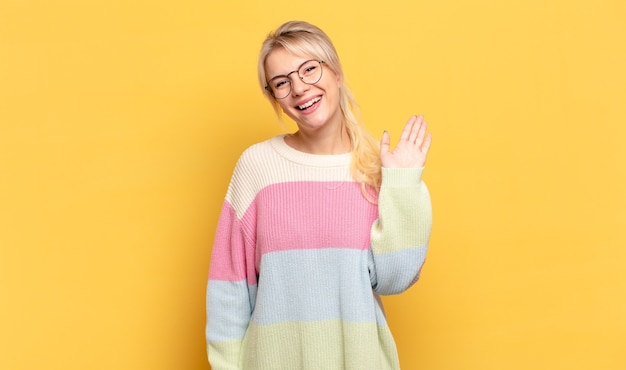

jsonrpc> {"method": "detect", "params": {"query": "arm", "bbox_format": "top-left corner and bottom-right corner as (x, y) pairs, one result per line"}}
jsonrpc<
(369, 167), (432, 294)
(206, 155), (259, 369)
(369, 115), (433, 295)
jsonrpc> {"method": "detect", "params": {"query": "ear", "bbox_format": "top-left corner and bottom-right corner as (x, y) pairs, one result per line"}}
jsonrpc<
(336, 73), (343, 88)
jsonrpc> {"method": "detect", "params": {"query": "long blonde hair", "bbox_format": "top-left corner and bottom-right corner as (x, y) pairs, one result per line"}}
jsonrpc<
(257, 20), (382, 198)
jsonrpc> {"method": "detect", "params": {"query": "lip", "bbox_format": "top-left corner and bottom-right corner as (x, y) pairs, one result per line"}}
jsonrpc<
(294, 95), (322, 115)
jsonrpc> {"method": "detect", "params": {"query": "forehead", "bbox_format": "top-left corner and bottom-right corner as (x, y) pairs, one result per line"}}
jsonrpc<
(265, 48), (314, 77)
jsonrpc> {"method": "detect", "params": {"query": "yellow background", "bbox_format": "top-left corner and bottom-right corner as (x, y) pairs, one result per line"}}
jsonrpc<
(1, 0), (625, 369)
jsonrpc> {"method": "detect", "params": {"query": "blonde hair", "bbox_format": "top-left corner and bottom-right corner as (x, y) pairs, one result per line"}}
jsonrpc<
(258, 20), (382, 198)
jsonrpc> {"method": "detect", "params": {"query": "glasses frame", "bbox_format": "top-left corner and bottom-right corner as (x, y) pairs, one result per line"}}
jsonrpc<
(265, 60), (325, 99)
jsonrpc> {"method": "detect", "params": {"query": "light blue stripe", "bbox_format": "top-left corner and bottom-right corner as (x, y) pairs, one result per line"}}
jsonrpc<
(206, 280), (257, 341)
(369, 246), (428, 295)
(252, 248), (387, 326)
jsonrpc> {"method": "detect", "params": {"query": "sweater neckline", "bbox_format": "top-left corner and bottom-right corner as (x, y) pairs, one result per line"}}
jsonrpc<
(270, 135), (352, 167)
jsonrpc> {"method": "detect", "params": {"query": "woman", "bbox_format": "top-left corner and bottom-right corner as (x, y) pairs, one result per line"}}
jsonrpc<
(206, 20), (432, 370)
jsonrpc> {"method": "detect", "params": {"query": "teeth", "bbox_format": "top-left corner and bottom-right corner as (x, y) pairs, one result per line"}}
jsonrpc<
(298, 97), (320, 110)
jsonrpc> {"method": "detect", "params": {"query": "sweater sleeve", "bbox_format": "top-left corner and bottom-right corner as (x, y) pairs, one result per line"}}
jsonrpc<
(206, 157), (259, 369)
(368, 167), (432, 295)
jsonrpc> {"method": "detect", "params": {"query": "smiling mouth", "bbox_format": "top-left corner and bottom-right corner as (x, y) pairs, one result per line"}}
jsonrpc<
(297, 97), (321, 110)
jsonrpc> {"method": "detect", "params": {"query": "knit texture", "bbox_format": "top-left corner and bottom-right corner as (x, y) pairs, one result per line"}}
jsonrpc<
(206, 135), (432, 370)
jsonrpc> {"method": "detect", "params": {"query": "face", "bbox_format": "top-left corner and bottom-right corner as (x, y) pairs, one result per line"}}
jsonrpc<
(265, 48), (343, 133)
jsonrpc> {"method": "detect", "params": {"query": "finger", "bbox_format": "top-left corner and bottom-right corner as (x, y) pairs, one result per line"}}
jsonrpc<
(380, 130), (391, 155)
(421, 133), (432, 156)
(408, 115), (423, 144)
(399, 115), (417, 143)
(415, 119), (427, 146)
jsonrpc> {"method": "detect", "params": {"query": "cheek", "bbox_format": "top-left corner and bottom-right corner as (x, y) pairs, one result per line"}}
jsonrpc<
(279, 104), (297, 120)
(278, 102), (291, 114)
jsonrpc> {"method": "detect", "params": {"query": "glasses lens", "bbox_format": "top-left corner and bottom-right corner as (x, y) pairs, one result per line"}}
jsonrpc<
(269, 77), (291, 99)
(300, 60), (322, 84)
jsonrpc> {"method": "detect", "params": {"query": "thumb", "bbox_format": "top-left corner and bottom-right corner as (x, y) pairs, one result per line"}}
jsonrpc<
(380, 130), (390, 155)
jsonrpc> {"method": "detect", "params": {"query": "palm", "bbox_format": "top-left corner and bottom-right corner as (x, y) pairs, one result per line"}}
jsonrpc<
(380, 115), (432, 168)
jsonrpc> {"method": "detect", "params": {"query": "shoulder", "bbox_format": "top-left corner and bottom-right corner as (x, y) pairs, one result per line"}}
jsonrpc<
(239, 137), (277, 161)
(234, 136), (283, 173)
(225, 136), (285, 213)
(228, 135), (285, 192)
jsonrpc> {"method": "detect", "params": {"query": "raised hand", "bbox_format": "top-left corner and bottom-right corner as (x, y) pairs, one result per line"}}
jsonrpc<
(380, 115), (432, 168)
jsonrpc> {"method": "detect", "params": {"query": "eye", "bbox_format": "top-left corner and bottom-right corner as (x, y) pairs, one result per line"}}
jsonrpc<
(272, 78), (290, 89)
(302, 64), (318, 75)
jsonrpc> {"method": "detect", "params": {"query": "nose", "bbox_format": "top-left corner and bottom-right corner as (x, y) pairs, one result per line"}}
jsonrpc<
(290, 76), (310, 96)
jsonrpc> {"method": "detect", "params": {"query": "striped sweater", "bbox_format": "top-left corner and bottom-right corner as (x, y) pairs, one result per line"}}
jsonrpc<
(206, 135), (432, 370)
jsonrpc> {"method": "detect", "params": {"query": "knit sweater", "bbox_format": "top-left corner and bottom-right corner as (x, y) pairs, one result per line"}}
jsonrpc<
(206, 135), (432, 370)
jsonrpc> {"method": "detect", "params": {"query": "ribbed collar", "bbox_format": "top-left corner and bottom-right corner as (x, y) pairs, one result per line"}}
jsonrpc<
(269, 135), (352, 167)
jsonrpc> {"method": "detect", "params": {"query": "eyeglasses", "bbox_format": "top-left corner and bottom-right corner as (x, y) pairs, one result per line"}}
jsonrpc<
(265, 60), (325, 99)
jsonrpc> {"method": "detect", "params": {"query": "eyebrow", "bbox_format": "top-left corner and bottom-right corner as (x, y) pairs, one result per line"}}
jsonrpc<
(267, 60), (310, 81)
(267, 69), (294, 82)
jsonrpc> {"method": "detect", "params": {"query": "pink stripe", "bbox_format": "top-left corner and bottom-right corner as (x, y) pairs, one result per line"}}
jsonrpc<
(248, 181), (378, 259)
(208, 202), (258, 284)
(209, 182), (378, 284)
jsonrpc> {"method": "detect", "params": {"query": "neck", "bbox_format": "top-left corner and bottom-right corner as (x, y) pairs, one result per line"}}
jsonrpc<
(285, 126), (351, 155)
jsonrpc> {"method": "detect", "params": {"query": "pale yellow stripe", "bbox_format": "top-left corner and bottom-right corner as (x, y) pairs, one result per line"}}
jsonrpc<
(208, 339), (243, 370)
(372, 170), (432, 254)
(241, 320), (400, 370)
